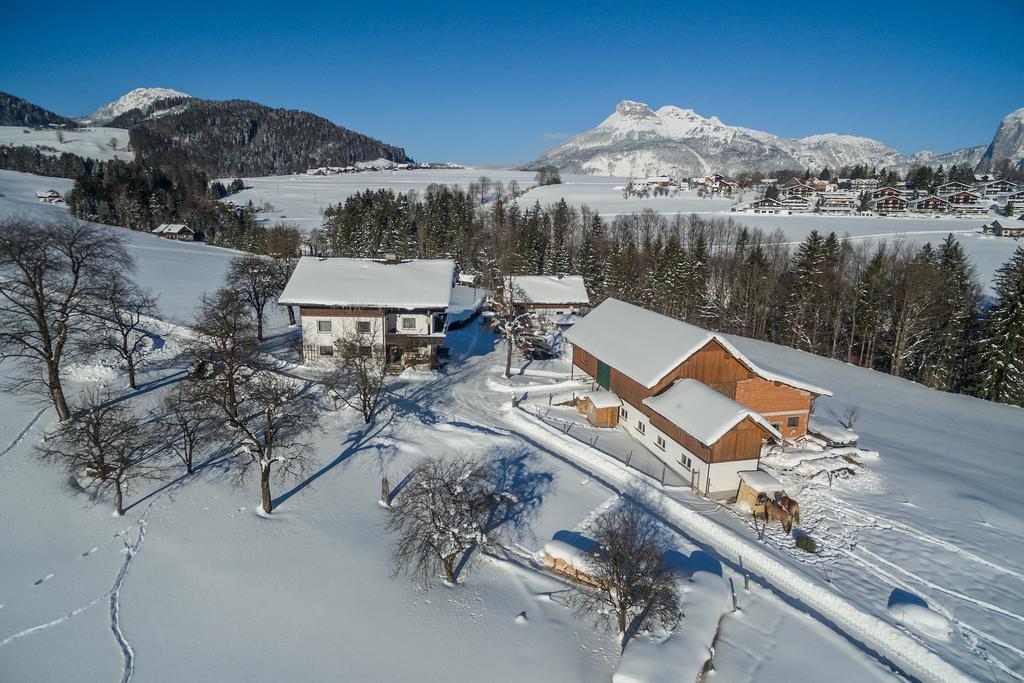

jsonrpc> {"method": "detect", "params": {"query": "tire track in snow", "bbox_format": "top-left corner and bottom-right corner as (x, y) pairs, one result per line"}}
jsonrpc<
(0, 407), (47, 459)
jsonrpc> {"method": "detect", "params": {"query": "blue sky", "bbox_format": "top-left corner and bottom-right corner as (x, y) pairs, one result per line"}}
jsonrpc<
(2, 0), (1022, 165)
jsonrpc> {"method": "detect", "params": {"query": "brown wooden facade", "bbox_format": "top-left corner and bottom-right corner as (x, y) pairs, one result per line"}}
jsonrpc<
(573, 338), (815, 460)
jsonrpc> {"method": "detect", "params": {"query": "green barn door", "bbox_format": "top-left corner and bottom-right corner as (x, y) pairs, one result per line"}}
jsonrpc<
(596, 361), (611, 389)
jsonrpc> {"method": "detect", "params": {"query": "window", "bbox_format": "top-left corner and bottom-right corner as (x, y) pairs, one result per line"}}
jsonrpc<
(402, 317), (416, 330)
(771, 423), (781, 432)
(356, 321), (371, 334)
(319, 345), (334, 357)
(582, 351), (589, 363)
(787, 416), (799, 429)
(655, 435), (666, 450)
(619, 407), (628, 420)
(679, 454), (691, 470)
(317, 320), (332, 333)
(636, 421), (645, 435)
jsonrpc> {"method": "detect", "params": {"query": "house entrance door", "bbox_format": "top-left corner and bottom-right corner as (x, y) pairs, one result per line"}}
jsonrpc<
(596, 361), (611, 389)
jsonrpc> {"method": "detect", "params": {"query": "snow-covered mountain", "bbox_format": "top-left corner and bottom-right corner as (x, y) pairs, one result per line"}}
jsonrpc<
(979, 107), (1024, 170)
(85, 87), (191, 125)
(529, 100), (994, 177)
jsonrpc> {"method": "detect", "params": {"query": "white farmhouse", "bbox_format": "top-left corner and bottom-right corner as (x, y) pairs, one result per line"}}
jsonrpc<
(279, 256), (456, 370)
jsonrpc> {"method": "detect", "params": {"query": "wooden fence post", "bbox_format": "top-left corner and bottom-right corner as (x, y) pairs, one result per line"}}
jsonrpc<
(729, 578), (737, 612)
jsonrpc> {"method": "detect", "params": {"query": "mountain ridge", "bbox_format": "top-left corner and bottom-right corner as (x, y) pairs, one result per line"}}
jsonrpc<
(529, 100), (1015, 177)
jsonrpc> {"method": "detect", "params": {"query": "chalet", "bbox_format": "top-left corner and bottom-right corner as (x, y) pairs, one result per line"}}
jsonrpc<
(871, 186), (902, 200)
(909, 195), (951, 214)
(509, 275), (590, 319)
(936, 181), (971, 196)
(946, 190), (982, 205)
(784, 183), (816, 197)
(848, 178), (880, 191)
(278, 256), (456, 370)
(35, 189), (62, 203)
(816, 192), (857, 214)
(151, 224), (196, 241)
(871, 195), (908, 215)
(779, 194), (813, 212)
(749, 197), (783, 214)
(981, 218), (1024, 238)
(644, 176), (672, 188)
(980, 179), (1018, 196)
(1005, 190), (1024, 214)
(565, 299), (830, 498)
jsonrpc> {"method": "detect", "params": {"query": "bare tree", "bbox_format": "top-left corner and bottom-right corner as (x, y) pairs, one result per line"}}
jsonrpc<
(156, 383), (215, 475)
(189, 288), (260, 420)
(85, 273), (159, 389)
(107, 136), (118, 151)
(386, 455), (512, 587)
(323, 326), (388, 424)
(55, 128), (65, 144)
(0, 216), (131, 420)
(567, 505), (681, 638)
(491, 277), (534, 378)
(224, 371), (320, 514)
(37, 388), (162, 515)
(226, 254), (282, 341)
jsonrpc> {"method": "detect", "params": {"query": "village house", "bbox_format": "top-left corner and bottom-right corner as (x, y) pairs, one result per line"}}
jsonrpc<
(871, 194), (908, 215)
(509, 275), (591, 321)
(1005, 190), (1024, 214)
(936, 181), (971, 196)
(981, 218), (1024, 238)
(278, 255), (456, 370)
(848, 178), (880, 191)
(979, 179), (1018, 196)
(816, 192), (857, 214)
(783, 182), (816, 197)
(565, 299), (830, 498)
(871, 186), (902, 200)
(779, 194), (813, 212)
(151, 223), (196, 241)
(749, 197), (784, 214)
(909, 195), (951, 214)
(35, 189), (62, 203)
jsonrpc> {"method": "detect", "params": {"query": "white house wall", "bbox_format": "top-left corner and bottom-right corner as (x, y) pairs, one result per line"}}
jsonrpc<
(299, 313), (385, 363)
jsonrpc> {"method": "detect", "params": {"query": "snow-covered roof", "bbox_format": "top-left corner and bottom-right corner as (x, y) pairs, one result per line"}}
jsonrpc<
(984, 218), (1024, 231)
(738, 469), (784, 493)
(544, 534), (600, 574)
(566, 299), (831, 395)
(279, 256), (455, 309)
(152, 223), (192, 234)
(909, 195), (950, 205)
(643, 379), (782, 445)
(581, 390), (621, 409)
(510, 275), (590, 306)
(807, 416), (859, 445)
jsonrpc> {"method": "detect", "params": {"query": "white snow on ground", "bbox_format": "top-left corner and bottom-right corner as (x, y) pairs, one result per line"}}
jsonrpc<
(0, 167), (1020, 682)
(0, 126), (132, 162)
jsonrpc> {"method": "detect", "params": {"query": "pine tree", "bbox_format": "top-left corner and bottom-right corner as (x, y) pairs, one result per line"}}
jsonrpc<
(971, 247), (1024, 405)
(923, 235), (978, 391)
(783, 230), (827, 351)
(578, 214), (605, 300)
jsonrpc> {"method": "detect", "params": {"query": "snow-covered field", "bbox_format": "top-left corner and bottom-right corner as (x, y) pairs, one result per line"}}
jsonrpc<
(225, 169), (1011, 292)
(0, 125), (132, 163)
(1, 167), (1022, 682)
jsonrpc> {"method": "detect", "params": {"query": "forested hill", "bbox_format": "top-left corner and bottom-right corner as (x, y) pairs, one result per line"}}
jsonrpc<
(128, 98), (411, 176)
(0, 92), (77, 127)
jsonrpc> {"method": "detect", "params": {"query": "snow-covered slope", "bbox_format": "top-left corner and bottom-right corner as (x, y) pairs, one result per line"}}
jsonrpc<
(85, 87), (191, 125)
(530, 100), (1002, 177)
(0, 126), (131, 163)
(979, 106), (1024, 170)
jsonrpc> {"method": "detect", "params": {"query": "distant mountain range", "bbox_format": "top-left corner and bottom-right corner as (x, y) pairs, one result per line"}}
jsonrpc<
(0, 88), (410, 177)
(528, 100), (1024, 178)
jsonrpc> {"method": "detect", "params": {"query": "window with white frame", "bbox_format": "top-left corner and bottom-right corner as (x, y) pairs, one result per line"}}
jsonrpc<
(655, 435), (665, 450)
(356, 320), (371, 334)
(402, 317), (416, 330)
(319, 345), (334, 357)
(619, 407), (628, 420)
(317, 320), (332, 333)
(679, 454), (691, 469)
(636, 421), (645, 435)
(581, 351), (589, 362)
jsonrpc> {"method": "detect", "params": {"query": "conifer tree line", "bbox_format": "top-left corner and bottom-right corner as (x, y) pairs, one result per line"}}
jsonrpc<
(317, 184), (1023, 405)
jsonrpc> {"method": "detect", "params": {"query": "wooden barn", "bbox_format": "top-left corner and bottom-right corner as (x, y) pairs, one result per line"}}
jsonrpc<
(509, 274), (590, 321)
(566, 299), (831, 497)
(735, 469), (785, 515)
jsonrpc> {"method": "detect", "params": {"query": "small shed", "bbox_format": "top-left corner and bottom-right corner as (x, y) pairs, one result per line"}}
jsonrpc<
(735, 469), (784, 514)
(578, 390), (621, 427)
(152, 223), (196, 241)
